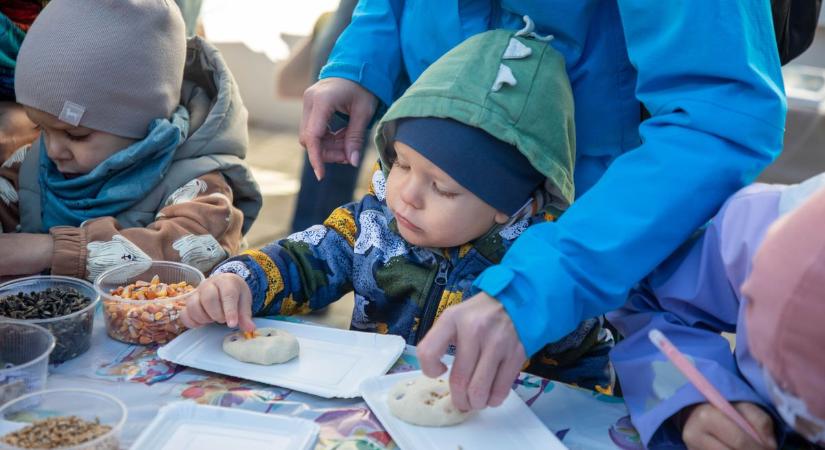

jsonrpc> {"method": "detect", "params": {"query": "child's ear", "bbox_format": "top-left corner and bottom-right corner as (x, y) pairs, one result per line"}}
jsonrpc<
(385, 142), (399, 165)
(494, 212), (510, 224)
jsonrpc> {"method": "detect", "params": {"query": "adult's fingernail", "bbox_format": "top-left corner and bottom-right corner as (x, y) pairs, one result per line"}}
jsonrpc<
(314, 169), (321, 181)
(349, 151), (360, 167)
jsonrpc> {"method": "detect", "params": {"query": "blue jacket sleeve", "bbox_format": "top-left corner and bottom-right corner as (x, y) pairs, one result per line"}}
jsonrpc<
(473, 0), (787, 355)
(607, 185), (782, 446)
(319, 0), (405, 107)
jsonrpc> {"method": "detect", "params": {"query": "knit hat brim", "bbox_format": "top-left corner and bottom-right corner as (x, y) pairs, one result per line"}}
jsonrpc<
(392, 117), (544, 215)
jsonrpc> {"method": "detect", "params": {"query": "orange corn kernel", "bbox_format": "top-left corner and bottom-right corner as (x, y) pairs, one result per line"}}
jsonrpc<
(110, 275), (196, 301)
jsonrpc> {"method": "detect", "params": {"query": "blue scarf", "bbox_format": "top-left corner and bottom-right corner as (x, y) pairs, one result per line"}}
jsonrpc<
(0, 12), (25, 100)
(39, 106), (189, 231)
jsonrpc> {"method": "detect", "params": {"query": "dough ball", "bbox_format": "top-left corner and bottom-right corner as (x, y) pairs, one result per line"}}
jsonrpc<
(222, 327), (299, 365)
(387, 376), (471, 427)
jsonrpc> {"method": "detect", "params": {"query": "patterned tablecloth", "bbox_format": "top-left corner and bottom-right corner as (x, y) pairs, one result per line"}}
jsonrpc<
(43, 312), (639, 449)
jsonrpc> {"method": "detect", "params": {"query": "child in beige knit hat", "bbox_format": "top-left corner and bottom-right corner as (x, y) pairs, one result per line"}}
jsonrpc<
(0, 0), (262, 281)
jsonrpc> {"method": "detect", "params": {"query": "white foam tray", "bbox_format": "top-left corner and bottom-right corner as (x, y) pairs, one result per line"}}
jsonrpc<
(360, 370), (568, 450)
(129, 402), (318, 450)
(158, 318), (405, 398)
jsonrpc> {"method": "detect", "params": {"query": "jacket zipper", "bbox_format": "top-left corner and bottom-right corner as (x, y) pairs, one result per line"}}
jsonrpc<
(415, 259), (450, 344)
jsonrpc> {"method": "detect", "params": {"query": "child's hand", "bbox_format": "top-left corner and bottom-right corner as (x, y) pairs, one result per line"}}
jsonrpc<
(680, 402), (777, 450)
(181, 273), (255, 332)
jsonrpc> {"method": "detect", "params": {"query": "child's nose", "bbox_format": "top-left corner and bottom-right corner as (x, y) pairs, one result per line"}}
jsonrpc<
(400, 180), (424, 209)
(45, 138), (70, 161)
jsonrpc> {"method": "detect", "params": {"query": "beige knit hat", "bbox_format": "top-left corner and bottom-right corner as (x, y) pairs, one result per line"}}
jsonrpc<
(15, 0), (186, 139)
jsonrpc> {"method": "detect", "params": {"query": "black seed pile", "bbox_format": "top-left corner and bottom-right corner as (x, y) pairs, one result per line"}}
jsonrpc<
(0, 287), (91, 319)
(0, 287), (95, 363)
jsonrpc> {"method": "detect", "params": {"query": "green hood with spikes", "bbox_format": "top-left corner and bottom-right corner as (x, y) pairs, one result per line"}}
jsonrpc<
(374, 27), (576, 207)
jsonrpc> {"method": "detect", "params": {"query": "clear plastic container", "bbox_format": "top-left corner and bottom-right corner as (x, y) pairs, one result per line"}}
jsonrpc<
(0, 322), (54, 406)
(0, 389), (126, 450)
(95, 261), (204, 345)
(0, 277), (99, 363)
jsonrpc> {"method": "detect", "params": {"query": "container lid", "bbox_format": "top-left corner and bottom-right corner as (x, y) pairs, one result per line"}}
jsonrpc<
(130, 402), (319, 450)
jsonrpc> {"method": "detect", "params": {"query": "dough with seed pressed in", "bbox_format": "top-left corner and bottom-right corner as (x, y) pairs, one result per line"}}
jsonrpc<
(222, 328), (299, 365)
(387, 376), (471, 426)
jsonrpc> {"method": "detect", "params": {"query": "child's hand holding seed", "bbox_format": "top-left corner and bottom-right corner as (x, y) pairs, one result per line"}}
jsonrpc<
(181, 273), (256, 332)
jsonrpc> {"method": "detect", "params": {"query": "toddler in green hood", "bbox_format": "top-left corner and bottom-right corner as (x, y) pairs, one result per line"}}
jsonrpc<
(184, 27), (613, 404)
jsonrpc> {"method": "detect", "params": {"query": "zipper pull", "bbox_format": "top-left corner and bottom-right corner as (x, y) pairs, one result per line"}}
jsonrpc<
(435, 260), (448, 286)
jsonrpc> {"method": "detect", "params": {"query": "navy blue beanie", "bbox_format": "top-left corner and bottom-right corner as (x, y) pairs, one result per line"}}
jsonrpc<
(393, 117), (544, 215)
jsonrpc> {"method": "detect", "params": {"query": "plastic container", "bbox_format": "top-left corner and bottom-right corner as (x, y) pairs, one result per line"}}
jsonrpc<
(0, 322), (54, 406)
(131, 402), (319, 450)
(0, 389), (126, 450)
(0, 277), (99, 363)
(95, 261), (204, 345)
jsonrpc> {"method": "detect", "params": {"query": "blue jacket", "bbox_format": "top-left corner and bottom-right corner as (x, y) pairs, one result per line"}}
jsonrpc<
(607, 174), (825, 447)
(320, 0), (786, 355)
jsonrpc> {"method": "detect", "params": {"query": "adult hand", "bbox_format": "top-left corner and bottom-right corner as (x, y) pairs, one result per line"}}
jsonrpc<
(0, 102), (38, 162)
(0, 234), (53, 276)
(416, 291), (527, 412)
(680, 402), (777, 450)
(299, 77), (377, 180)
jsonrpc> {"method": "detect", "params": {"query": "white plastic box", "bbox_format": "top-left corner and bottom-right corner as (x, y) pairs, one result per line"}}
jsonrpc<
(130, 402), (319, 450)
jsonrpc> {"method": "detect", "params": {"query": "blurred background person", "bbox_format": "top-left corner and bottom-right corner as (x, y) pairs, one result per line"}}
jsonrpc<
(275, 0), (366, 233)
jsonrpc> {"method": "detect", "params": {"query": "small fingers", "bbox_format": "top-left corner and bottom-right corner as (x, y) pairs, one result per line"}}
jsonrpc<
(684, 430), (731, 450)
(735, 403), (777, 449)
(200, 281), (226, 324)
(683, 406), (731, 450)
(180, 296), (198, 328)
(215, 274), (242, 328)
(689, 404), (754, 450)
(183, 291), (212, 328)
(236, 282), (256, 332)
